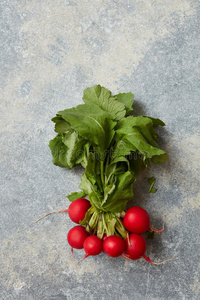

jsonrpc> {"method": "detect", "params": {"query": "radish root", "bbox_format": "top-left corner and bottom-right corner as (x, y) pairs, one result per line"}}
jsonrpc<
(73, 254), (89, 264)
(51, 253), (89, 273)
(33, 209), (68, 224)
(143, 250), (180, 265)
(51, 262), (73, 272)
(122, 250), (180, 265)
(149, 210), (168, 233)
(71, 247), (78, 269)
(121, 254), (129, 269)
(122, 254), (135, 261)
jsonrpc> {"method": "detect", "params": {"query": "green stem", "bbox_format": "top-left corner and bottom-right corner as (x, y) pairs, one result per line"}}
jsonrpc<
(100, 160), (105, 186)
(102, 213), (109, 235)
(105, 151), (110, 186)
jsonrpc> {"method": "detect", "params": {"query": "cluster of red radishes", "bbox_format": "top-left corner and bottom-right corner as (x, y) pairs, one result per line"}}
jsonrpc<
(66, 198), (158, 263)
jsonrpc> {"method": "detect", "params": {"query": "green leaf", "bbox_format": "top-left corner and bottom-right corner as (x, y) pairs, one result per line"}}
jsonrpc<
(101, 184), (116, 206)
(89, 191), (103, 211)
(151, 153), (168, 164)
(113, 116), (168, 164)
(111, 156), (130, 168)
(79, 173), (94, 196)
(49, 130), (89, 169)
(67, 191), (87, 202)
(113, 128), (163, 158)
(79, 161), (103, 211)
(84, 152), (103, 193)
(116, 116), (158, 147)
(129, 152), (146, 176)
(144, 116), (165, 143)
(79, 206), (96, 226)
(105, 158), (128, 186)
(78, 143), (90, 169)
(148, 116), (166, 127)
(83, 85), (126, 121)
(114, 92), (134, 115)
(62, 131), (89, 169)
(49, 134), (70, 168)
(148, 176), (157, 193)
(101, 171), (136, 212)
(52, 114), (72, 133)
(58, 103), (116, 158)
(112, 139), (137, 158)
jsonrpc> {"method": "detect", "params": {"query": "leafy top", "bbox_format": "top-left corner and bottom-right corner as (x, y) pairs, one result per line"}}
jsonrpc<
(49, 85), (168, 217)
(83, 85), (134, 120)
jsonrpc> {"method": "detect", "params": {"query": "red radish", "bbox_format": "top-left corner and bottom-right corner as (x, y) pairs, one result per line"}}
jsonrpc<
(68, 198), (91, 224)
(72, 236), (103, 264)
(83, 236), (103, 256)
(34, 198), (91, 224)
(103, 235), (126, 257)
(123, 234), (180, 264)
(67, 225), (89, 249)
(123, 206), (150, 234)
(124, 233), (146, 260)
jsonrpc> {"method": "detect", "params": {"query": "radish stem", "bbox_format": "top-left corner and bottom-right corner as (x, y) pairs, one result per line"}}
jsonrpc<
(126, 232), (131, 246)
(100, 160), (105, 186)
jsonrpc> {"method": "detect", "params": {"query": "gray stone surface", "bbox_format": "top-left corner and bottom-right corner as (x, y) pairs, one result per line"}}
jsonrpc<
(0, 0), (199, 299)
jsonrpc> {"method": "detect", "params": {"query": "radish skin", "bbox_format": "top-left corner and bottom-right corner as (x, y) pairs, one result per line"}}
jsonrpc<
(123, 206), (150, 234)
(124, 233), (146, 260)
(83, 235), (103, 256)
(72, 235), (103, 264)
(67, 225), (89, 249)
(68, 198), (91, 224)
(103, 235), (126, 257)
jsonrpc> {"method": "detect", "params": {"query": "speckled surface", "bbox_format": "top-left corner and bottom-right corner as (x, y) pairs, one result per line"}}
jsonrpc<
(0, 1), (200, 299)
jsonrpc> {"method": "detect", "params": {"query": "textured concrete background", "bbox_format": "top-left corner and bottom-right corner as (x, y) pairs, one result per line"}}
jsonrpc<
(0, 0), (199, 299)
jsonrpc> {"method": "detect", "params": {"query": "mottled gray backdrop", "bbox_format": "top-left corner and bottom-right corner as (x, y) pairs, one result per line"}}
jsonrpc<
(0, 0), (199, 299)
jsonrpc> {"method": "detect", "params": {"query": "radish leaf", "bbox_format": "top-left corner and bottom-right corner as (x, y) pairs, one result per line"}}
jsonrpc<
(67, 191), (87, 202)
(148, 176), (157, 193)
(58, 104), (116, 159)
(101, 171), (136, 212)
(114, 92), (134, 115)
(83, 84), (126, 121)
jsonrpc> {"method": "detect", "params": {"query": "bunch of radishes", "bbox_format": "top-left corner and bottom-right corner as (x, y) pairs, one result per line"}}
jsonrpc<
(44, 85), (176, 265)
(66, 198), (160, 264)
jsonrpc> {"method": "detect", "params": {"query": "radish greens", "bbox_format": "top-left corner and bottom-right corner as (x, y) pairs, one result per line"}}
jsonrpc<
(49, 85), (168, 239)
